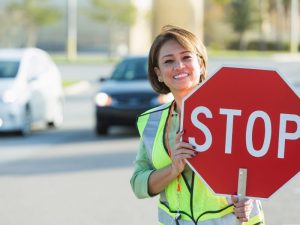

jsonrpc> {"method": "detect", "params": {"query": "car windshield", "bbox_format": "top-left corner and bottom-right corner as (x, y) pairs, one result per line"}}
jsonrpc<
(110, 58), (148, 81)
(0, 61), (20, 79)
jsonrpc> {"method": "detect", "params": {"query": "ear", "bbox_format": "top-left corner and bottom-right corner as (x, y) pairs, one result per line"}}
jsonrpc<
(154, 67), (163, 82)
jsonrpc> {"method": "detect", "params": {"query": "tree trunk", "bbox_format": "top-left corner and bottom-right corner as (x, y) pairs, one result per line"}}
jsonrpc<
(238, 31), (247, 50)
(275, 0), (286, 49)
(26, 24), (37, 47)
(258, 0), (270, 50)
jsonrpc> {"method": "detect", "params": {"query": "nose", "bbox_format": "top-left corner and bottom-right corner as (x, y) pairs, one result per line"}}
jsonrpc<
(173, 60), (185, 70)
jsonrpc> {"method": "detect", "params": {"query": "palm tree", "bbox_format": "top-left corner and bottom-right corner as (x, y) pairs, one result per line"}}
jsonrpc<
(229, 0), (255, 50)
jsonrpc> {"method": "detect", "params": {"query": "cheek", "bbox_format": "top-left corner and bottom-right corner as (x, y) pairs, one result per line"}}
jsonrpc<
(160, 67), (173, 77)
(191, 63), (202, 76)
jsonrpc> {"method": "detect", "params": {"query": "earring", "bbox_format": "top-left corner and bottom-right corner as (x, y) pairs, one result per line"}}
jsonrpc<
(158, 78), (163, 82)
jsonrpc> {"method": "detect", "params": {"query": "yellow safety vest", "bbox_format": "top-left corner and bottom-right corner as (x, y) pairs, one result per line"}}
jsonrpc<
(137, 102), (264, 225)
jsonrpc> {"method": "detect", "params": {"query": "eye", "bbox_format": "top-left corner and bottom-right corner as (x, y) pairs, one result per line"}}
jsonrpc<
(164, 59), (174, 64)
(183, 55), (192, 60)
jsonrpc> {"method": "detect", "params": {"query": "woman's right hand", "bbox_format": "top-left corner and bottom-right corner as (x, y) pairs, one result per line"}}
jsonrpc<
(148, 131), (197, 196)
(171, 130), (197, 176)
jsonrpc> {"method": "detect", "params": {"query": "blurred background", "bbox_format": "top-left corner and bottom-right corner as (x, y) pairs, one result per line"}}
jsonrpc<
(0, 0), (299, 56)
(0, 0), (299, 225)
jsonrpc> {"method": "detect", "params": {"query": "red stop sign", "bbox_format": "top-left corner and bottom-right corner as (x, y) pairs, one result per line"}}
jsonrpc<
(182, 67), (300, 198)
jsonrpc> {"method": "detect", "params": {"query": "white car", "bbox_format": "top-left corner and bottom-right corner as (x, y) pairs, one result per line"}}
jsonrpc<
(0, 48), (64, 135)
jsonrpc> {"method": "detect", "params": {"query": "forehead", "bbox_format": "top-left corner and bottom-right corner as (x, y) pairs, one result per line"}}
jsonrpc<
(159, 39), (190, 58)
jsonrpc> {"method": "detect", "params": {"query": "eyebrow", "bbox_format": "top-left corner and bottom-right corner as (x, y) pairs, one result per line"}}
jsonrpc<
(161, 51), (192, 59)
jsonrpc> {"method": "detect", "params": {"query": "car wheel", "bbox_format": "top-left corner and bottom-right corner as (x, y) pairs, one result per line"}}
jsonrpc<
(19, 106), (32, 136)
(47, 98), (64, 128)
(96, 117), (108, 135)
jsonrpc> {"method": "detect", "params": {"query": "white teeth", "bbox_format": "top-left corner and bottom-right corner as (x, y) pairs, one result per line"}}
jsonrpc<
(174, 73), (188, 79)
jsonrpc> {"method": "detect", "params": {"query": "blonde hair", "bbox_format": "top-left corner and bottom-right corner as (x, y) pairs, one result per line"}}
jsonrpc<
(148, 25), (208, 94)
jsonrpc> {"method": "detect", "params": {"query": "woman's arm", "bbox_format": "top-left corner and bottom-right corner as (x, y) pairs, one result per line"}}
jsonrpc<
(130, 141), (155, 199)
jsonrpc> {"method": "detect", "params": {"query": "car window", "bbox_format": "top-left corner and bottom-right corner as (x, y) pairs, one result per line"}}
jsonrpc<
(0, 61), (20, 78)
(110, 58), (147, 81)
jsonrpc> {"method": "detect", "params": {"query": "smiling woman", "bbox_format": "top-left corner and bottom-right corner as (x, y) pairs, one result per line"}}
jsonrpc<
(130, 25), (265, 225)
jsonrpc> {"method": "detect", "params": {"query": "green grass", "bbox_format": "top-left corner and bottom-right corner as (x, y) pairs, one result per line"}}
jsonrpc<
(207, 49), (290, 58)
(62, 80), (79, 88)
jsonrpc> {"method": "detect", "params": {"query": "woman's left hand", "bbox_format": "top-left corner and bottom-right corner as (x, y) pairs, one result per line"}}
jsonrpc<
(231, 196), (253, 222)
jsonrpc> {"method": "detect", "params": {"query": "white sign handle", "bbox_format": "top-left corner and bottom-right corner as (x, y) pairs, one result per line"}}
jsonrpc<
(236, 168), (247, 225)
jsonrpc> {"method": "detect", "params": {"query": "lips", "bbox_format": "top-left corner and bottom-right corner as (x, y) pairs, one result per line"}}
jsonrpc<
(174, 73), (189, 79)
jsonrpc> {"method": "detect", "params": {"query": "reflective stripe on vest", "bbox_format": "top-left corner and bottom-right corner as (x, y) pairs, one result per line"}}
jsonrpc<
(158, 206), (264, 225)
(142, 105), (169, 162)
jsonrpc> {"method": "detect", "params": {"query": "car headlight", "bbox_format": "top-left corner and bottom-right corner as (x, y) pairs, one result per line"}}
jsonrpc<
(94, 92), (113, 106)
(2, 90), (18, 103)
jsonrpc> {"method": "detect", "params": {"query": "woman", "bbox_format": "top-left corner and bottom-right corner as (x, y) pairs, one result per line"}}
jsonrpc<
(130, 25), (264, 225)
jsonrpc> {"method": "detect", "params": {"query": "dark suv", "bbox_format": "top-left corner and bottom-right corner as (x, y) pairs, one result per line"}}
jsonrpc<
(94, 56), (173, 135)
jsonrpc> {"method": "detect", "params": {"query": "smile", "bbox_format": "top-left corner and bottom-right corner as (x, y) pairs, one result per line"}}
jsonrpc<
(174, 73), (189, 79)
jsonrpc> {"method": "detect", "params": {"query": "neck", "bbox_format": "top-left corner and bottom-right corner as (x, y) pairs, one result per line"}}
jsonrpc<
(173, 98), (183, 115)
(172, 90), (190, 115)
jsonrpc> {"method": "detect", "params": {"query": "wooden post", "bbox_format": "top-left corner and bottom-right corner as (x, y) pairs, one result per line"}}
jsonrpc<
(236, 168), (247, 225)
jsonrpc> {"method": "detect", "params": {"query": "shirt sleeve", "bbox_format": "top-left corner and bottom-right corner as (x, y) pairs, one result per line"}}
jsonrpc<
(130, 139), (155, 199)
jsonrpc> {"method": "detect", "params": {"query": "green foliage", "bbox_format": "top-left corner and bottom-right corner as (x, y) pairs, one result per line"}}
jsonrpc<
(225, 0), (259, 50)
(229, 0), (253, 33)
(88, 0), (137, 25)
(7, 0), (62, 26)
(213, 0), (231, 5)
(5, 0), (61, 46)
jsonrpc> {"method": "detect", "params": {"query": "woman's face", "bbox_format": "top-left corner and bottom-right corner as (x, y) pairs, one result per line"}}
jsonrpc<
(155, 39), (202, 98)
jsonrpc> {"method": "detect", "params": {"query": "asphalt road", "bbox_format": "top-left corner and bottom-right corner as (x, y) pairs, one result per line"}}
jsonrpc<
(0, 90), (155, 225)
(0, 55), (299, 225)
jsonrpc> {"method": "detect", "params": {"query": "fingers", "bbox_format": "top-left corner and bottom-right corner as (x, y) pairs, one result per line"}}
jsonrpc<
(231, 196), (253, 222)
(234, 198), (253, 208)
(174, 131), (196, 159)
(175, 130), (195, 149)
(231, 195), (238, 204)
(175, 130), (184, 143)
(171, 130), (197, 175)
(173, 148), (196, 160)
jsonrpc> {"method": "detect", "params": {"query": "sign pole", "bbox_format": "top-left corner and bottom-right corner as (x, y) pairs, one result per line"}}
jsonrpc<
(236, 168), (247, 225)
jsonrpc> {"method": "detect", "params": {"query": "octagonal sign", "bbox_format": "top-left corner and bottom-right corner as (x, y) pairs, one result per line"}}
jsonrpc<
(181, 67), (300, 198)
